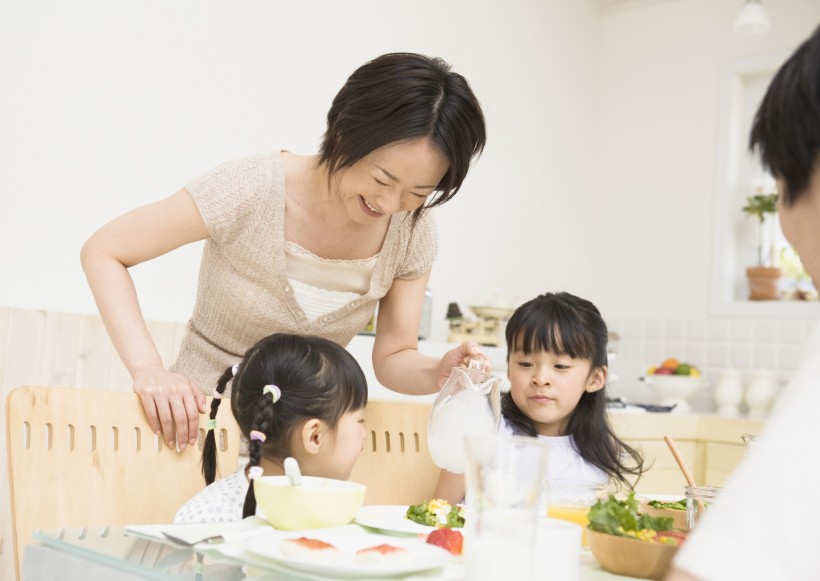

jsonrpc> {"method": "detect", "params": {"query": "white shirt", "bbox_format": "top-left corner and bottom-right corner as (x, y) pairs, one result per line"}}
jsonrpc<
(174, 468), (248, 524)
(673, 318), (820, 580)
(499, 419), (609, 484)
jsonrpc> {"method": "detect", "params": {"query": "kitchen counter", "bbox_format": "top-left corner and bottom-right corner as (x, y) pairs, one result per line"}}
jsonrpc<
(610, 412), (764, 494)
(346, 334), (507, 404)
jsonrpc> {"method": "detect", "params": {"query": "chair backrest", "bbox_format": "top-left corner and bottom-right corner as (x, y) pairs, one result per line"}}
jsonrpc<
(5, 385), (240, 581)
(350, 399), (441, 506)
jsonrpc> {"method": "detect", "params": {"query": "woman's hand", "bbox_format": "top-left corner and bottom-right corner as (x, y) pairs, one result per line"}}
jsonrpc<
(133, 366), (206, 451)
(437, 340), (492, 388)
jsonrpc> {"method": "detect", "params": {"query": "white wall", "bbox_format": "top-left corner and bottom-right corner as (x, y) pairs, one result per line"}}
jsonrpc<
(589, 0), (820, 319)
(0, 0), (601, 345)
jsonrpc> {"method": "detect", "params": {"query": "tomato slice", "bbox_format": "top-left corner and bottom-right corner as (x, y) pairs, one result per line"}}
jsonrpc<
(426, 528), (464, 555)
(656, 530), (688, 545)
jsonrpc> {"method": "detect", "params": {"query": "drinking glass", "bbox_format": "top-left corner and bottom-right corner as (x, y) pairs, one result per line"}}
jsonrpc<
(463, 435), (550, 581)
(544, 479), (608, 546)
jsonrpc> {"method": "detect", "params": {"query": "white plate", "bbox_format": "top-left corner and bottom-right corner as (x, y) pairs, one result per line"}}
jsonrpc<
(355, 505), (444, 535)
(244, 529), (452, 579)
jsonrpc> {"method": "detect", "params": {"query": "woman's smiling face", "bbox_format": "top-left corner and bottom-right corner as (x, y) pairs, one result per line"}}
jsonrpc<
(334, 138), (449, 225)
(508, 347), (606, 437)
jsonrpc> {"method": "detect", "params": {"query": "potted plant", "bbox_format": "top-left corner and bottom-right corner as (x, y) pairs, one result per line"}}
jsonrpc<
(742, 191), (780, 300)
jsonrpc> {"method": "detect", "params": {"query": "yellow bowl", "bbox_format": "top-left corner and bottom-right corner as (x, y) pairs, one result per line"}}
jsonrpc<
(639, 500), (690, 531)
(254, 475), (366, 530)
(587, 528), (680, 580)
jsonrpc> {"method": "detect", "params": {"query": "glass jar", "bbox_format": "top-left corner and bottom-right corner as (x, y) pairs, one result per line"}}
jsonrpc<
(685, 485), (721, 529)
(741, 433), (759, 449)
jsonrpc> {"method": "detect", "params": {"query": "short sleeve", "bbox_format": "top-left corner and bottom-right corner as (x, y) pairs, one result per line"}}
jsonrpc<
(396, 210), (438, 280)
(173, 469), (248, 524)
(185, 154), (275, 243)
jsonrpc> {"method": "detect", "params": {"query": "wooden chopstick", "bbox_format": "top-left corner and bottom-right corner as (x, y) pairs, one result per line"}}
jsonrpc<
(663, 435), (706, 516)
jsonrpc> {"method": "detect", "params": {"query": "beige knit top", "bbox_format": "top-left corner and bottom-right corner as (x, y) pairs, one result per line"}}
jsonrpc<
(170, 152), (438, 394)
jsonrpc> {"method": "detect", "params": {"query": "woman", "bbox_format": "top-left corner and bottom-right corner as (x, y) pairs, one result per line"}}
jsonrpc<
(81, 52), (488, 452)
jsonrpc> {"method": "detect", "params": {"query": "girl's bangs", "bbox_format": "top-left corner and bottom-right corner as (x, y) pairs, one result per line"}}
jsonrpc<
(512, 312), (594, 361)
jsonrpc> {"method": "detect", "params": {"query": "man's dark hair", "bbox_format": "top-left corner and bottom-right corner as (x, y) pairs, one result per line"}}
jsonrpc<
(750, 25), (820, 205)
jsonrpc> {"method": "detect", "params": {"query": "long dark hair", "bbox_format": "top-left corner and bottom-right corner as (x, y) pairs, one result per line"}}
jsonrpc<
(201, 333), (368, 518)
(318, 52), (487, 223)
(501, 292), (644, 489)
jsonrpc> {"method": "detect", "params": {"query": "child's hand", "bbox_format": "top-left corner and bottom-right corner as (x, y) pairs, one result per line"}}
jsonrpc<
(133, 367), (206, 451)
(437, 341), (492, 388)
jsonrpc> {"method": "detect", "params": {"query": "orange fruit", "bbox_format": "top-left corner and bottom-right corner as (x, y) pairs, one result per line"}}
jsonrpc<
(661, 358), (680, 370)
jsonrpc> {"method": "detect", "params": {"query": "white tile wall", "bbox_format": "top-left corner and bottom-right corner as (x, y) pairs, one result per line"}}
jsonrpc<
(607, 315), (815, 414)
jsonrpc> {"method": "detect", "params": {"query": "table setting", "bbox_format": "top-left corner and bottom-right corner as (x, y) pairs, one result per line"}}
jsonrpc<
(22, 363), (704, 581)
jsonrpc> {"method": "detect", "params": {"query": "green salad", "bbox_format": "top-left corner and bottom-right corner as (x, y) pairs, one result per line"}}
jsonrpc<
(406, 499), (465, 528)
(646, 498), (687, 511)
(588, 492), (673, 538)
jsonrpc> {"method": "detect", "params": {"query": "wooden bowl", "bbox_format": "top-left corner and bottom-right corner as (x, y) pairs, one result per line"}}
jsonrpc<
(640, 500), (689, 531)
(587, 529), (680, 580)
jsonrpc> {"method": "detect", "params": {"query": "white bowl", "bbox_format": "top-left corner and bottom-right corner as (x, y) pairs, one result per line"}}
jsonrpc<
(254, 475), (366, 530)
(644, 375), (704, 413)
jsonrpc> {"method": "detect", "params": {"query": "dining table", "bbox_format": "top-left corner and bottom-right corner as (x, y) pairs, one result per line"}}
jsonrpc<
(21, 518), (648, 581)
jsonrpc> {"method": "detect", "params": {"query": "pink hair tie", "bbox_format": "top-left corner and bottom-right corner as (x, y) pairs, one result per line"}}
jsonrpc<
(247, 466), (263, 480)
(262, 384), (281, 403)
(249, 430), (267, 443)
(212, 391), (222, 400)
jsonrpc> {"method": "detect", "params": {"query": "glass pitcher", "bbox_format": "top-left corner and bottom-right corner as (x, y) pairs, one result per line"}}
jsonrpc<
(427, 357), (502, 473)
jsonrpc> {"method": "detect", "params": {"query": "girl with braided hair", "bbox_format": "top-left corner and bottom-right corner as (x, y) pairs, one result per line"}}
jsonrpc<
(174, 333), (367, 524)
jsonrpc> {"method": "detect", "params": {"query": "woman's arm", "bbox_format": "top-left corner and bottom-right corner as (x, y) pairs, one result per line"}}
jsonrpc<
(432, 470), (466, 505)
(371, 272), (487, 395)
(80, 188), (209, 450)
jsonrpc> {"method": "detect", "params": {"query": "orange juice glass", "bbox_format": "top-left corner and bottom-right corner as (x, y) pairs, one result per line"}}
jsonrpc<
(545, 480), (608, 546)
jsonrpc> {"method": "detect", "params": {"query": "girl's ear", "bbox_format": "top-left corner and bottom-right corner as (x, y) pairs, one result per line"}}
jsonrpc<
(585, 366), (608, 393)
(299, 418), (330, 455)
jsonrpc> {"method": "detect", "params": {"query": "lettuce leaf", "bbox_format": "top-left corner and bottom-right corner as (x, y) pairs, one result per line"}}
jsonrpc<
(588, 492), (673, 537)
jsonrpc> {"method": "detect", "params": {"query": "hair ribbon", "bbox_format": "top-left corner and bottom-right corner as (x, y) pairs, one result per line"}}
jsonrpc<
(263, 384), (282, 403)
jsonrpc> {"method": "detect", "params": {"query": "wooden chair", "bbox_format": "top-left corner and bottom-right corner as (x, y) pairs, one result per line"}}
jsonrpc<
(351, 399), (441, 506)
(5, 385), (240, 581)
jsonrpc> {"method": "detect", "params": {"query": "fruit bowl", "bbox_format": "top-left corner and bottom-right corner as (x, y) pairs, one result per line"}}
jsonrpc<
(588, 528), (680, 580)
(644, 375), (705, 413)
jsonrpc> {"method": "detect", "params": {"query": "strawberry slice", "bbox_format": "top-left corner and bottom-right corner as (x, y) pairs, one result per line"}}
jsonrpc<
(426, 528), (463, 555)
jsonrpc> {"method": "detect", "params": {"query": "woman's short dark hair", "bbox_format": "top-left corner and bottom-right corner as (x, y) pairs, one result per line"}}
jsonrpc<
(750, 25), (820, 205)
(318, 52), (487, 221)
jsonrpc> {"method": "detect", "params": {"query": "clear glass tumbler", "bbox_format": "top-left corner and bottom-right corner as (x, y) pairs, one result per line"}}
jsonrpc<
(463, 435), (550, 581)
(544, 479), (608, 546)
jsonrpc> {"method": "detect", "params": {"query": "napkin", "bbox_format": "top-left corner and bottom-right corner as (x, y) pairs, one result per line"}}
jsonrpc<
(125, 515), (273, 546)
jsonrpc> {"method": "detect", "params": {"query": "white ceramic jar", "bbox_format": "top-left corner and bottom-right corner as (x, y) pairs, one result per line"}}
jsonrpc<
(713, 368), (744, 417)
(745, 369), (778, 418)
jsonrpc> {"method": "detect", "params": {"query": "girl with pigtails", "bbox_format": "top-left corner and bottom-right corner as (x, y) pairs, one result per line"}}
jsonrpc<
(174, 333), (368, 524)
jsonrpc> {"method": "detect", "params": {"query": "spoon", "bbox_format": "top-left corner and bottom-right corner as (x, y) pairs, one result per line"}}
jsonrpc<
(663, 435), (706, 514)
(284, 456), (302, 486)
